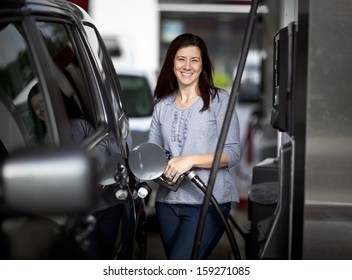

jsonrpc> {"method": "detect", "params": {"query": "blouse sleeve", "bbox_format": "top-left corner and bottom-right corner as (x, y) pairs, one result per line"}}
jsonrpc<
(148, 103), (164, 147)
(215, 90), (241, 169)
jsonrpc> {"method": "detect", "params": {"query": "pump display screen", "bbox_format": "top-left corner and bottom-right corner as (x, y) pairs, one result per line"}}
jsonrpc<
(270, 22), (296, 135)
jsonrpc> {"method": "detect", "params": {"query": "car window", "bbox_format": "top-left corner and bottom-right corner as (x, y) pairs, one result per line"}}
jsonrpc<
(0, 20), (52, 152)
(83, 24), (130, 142)
(35, 21), (94, 126)
(117, 74), (154, 118)
(34, 20), (120, 169)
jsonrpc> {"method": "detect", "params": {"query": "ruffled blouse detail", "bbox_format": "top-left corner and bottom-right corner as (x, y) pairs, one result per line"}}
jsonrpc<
(171, 109), (193, 147)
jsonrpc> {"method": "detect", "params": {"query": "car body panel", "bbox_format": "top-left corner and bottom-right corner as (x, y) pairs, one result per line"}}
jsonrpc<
(0, 0), (146, 260)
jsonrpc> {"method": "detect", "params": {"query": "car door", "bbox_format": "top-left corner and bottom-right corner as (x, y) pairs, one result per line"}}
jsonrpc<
(31, 17), (145, 259)
(81, 22), (147, 259)
(0, 7), (145, 259)
(0, 14), (92, 260)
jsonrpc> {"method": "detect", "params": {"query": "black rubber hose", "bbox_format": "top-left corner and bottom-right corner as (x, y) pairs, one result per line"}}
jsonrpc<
(185, 171), (241, 260)
(192, 0), (260, 260)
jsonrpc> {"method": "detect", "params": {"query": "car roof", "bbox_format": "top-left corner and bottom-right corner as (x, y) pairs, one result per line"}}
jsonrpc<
(114, 63), (156, 90)
(114, 63), (150, 75)
(0, 0), (92, 24)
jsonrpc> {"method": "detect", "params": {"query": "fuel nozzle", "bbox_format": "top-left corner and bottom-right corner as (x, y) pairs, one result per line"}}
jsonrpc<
(184, 170), (207, 189)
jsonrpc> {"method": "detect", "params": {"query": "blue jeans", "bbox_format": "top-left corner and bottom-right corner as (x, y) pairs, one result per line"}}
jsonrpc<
(155, 201), (231, 260)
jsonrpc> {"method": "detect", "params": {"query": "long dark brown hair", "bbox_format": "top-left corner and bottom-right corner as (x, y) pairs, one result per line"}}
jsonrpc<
(154, 33), (219, 112)
(28, 84), (46, 143)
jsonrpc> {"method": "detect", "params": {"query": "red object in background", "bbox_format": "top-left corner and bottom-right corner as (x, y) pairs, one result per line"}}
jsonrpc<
(67, 0), (89, 12)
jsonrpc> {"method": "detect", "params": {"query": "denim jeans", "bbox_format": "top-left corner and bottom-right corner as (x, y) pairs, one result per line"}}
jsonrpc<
(155, 201), (231, 260)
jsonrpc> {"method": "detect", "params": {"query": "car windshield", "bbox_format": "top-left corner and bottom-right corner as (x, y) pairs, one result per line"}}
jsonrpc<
(117, 74), (153, 118)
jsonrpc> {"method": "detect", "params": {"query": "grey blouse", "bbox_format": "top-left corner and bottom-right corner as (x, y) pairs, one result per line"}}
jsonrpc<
(148, 89), (240, 205)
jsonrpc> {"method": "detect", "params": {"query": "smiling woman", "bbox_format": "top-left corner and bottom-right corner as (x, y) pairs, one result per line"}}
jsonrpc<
(148, 33), (241, 260)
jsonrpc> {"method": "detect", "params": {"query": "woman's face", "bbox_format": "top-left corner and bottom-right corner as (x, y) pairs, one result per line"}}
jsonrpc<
(173, 45), (202, 88)
(31, 93), (47, 121)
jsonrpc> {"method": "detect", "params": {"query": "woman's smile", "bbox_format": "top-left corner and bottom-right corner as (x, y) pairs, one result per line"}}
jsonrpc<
(173, 45), (202, 87)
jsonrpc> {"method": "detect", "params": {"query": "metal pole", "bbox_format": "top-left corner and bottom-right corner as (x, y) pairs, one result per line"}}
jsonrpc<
(192, 0), (260, 260)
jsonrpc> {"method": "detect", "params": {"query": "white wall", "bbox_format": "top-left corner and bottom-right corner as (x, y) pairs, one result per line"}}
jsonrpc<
(89, 0), (159, 72)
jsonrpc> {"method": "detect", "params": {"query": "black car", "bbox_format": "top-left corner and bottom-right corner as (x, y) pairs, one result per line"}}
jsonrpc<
(0, 0), (146, 259)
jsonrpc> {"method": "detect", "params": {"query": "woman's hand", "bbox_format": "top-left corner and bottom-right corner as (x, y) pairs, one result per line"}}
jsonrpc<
(163, 152), (228, 184)
(164, 155), (194, 184)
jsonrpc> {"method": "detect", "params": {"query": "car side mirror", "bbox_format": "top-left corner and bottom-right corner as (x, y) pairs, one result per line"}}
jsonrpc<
(0, 149), (97, 215)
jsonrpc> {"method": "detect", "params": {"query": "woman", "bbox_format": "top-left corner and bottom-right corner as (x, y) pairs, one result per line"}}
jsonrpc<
(28, 83), (52, 145)
(148, 33), (240, 259)
(28, 83), (94, 146)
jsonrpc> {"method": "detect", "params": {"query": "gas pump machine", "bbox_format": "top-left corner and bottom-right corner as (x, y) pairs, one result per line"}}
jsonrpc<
(247, 21), (296, 259)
